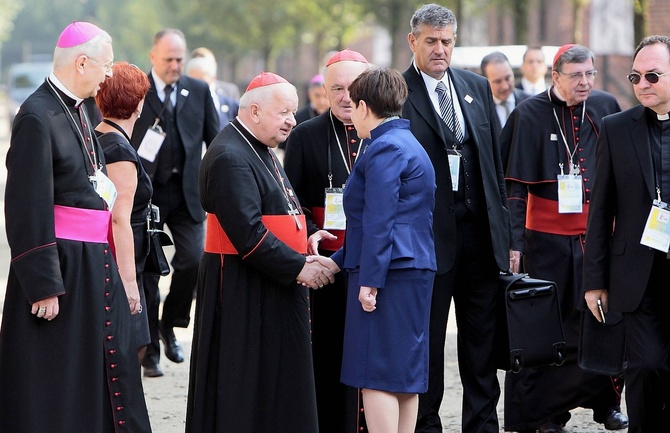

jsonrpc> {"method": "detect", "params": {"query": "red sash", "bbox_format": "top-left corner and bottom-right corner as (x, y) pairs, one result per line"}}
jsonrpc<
(205, 213), (307, 255)
(311, 206), (345, 251)
(526, 193), (588, 235)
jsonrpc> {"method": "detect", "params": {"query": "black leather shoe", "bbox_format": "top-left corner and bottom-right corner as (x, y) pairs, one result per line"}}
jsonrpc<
(595, 409), (629, 430)
(143, 363), (164, 377)
(538, 422), (562, 433)
(159, 321), (184, 363)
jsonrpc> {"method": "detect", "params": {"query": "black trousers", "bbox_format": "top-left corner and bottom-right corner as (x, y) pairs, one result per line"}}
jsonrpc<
(142, 176), (204, 365)
(623, 252), (670, 433)
(416, 214), (501, 433)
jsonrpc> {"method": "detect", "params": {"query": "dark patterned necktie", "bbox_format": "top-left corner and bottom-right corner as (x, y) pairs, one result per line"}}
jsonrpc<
(436, 81), (464, 142)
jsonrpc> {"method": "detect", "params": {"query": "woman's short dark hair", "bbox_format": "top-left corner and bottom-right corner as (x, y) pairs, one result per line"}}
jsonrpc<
(95, 62), (150, 120)
(348, 67), (407, 118)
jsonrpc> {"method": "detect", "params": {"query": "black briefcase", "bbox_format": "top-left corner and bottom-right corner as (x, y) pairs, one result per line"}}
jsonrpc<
(496, 271), (566, 373)
(578, 308), (626, 375)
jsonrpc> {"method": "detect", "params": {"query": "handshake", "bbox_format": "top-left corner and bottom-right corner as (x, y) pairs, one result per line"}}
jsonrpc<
(297, 255), (340, 289)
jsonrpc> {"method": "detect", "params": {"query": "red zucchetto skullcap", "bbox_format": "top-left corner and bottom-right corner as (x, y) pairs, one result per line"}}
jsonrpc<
(57, 21), (104, 48)
(326, 49), (369, 67)
(553, 44), (577, 69)
(245, 71), (290, 92)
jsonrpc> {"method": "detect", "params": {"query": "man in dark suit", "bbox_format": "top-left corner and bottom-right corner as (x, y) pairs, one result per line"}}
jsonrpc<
(480, 51), (530, 130)
(401, 4), (511, 433)
(584, 35), (670, 433)
(131, 28), (220, 377)
(516, 45), (549, 96)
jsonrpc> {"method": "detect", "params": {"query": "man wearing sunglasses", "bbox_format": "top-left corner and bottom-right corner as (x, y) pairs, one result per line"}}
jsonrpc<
(500, 44), (627, 433)
(584, 35), (670, 433)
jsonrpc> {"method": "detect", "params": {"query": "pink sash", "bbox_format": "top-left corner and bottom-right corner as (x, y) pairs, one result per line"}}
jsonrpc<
(54, 205), (111, 243)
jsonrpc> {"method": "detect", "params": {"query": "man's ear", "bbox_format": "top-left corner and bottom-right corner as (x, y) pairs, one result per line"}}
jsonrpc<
(249, 103), (261, 123)
(75, 55), (88, 74)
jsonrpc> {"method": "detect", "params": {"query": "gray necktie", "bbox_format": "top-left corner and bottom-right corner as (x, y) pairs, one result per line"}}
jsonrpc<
(435, 81), (464, 142)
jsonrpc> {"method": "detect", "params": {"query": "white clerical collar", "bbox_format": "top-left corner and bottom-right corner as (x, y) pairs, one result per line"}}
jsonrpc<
(658, 113), (670, 121)
(49, 72), (83, 106)
(236, 117), (262, 143)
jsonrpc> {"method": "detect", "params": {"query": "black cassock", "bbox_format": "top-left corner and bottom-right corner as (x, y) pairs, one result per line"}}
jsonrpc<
(186, 119), (318, 433)
(0, 81), (151, 432)
(500, 88), (622, 430)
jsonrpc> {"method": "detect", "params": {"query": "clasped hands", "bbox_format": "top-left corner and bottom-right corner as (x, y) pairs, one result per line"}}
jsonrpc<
(297, 230), (340, 289)
(297, 255), (340, 289)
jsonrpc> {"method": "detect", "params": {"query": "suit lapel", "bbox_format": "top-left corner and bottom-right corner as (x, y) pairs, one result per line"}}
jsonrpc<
(630, 106), (656, 198)
(175, 76), (189, 115)
(405, 65), (447, 144)
(145, 74), (163, 119)
(449, 69), (479, 144)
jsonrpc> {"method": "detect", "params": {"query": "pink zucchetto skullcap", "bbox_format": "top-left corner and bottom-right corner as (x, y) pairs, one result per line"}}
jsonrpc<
(56, 21), (104, 48)
(326, 49), (368, 67)
(552, 44), (576, 69)
(245, 71), (290, 92)
(309, 74), (324, 85)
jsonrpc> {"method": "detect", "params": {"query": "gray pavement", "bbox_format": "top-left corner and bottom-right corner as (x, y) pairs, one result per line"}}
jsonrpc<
(0, 99), (625, 432)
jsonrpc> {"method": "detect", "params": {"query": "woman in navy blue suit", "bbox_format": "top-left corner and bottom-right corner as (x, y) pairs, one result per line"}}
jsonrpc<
(330, 67), (437, 433)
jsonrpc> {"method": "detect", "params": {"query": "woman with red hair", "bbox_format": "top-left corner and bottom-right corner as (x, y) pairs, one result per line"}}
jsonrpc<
(95, 62), (153, 366)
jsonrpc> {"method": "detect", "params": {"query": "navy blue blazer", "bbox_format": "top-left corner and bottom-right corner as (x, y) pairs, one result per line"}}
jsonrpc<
(331, 119), (437, 289)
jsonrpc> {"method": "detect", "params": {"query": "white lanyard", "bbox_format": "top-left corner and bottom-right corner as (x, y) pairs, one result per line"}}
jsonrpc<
(329, 110), (362, 177)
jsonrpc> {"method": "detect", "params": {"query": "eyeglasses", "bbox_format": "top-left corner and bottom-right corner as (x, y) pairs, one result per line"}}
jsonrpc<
(558, 70), (598, 81)
(87, 56), (113, 73)
(627, 71), (670, 85)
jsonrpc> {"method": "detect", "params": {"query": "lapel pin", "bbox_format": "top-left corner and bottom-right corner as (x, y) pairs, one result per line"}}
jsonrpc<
(180, 89), (189, 97)
(464, 95), (473, 104)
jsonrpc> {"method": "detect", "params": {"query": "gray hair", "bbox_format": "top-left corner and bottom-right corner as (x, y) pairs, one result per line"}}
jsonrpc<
(153, 28), (186, 47)
(410, 4), (457, 36)
(239, 82), (297, 109)
(553, 45), (595, 72)
(186, 56), (217, 77)
(53, 31), (112, 69)
(633, 35), (670, 61)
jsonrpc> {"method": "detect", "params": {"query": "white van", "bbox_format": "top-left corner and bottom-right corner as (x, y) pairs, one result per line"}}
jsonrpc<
(6, 61), (53, 130)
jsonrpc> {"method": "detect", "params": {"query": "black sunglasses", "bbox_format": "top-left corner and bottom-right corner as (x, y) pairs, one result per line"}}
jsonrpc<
(627, 71), (670, 84)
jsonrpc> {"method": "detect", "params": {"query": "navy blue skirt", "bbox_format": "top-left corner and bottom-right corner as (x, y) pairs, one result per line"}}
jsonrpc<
(340, 268), (434, 393)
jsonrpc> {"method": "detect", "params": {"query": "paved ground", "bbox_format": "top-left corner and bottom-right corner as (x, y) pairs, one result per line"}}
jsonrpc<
(0, 100), (626, 432)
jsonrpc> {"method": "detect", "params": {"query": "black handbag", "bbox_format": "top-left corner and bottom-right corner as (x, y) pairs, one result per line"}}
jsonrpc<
(496, 270), (566, 373)
(578, 308), (626, 375)
(142, 203), (173, 276)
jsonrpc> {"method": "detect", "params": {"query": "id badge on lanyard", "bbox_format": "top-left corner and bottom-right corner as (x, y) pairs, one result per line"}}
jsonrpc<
(640, 199), (670, 253)
(447, 149), (461, 192)
(323, 187), (346, 230)
(137, 124), (166, 162)
(557, 173), (583, 213)
(91, 169), (118, 210)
